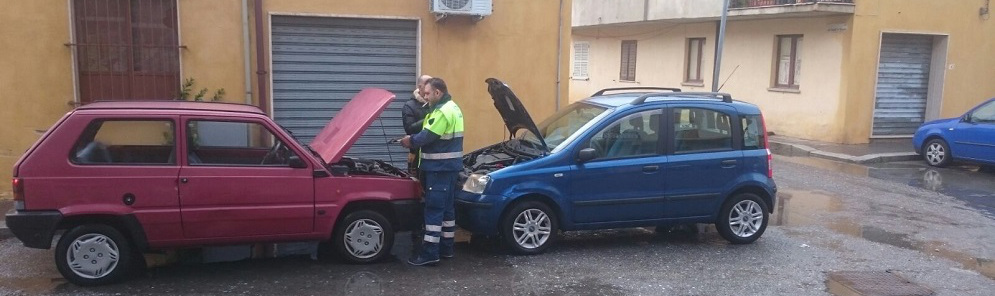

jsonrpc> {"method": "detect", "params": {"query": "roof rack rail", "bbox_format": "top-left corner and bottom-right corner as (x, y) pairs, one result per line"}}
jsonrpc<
(631, 92), (733, 105)
(592, 87), (681, 97)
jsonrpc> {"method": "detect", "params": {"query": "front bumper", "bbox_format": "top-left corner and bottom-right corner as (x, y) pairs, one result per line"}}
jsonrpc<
(5, 210), (62, 249)
(390, 199), (424, 232)
(455, 191), (503, 236)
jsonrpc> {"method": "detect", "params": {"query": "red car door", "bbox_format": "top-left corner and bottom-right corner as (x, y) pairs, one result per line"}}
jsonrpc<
(178, 116), (314, 239)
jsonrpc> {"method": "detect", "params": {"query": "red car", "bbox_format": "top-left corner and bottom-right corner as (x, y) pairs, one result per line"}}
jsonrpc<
(6, 89), (421, 285)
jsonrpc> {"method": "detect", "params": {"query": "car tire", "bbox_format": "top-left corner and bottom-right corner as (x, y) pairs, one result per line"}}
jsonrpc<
(327, 210), (394, 264)
(923, 138), (952, 167)
(55, 224), (133, 286)
(500, 201), (558, 255)
(715, 193), (770, 245)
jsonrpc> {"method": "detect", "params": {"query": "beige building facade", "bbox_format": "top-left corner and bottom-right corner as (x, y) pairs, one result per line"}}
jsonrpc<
(571, 0), (995, 144)
(0, 0), (572, 194)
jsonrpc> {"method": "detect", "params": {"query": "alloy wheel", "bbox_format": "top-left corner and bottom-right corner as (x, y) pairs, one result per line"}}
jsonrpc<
(512, 209), (552, 249)
(728, 200), (764, 238)
(926, 142), (946, 165)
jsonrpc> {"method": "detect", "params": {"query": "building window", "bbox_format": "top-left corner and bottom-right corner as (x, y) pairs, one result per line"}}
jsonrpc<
(774, 35), (803, 88)
(73, 0), (181, 104)
(685, 38), (705, 83)
(572, 42), (590, 79)
(619, 40), (637, 81)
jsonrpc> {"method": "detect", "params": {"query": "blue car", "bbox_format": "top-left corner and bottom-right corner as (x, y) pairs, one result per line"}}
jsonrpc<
(456, 79), (777, 254)
(914, 98), (995, 167)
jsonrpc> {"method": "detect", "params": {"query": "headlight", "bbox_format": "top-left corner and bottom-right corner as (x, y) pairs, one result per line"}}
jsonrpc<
(462, 173), (491, 194)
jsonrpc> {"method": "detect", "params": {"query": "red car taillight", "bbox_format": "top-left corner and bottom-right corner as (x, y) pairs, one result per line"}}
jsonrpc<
(12, 178), (24, 201)
(760, 114), (773, 178)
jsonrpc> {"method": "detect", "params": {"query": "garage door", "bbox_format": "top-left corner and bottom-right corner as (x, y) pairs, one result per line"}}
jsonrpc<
(872, 34), (933, 136)
(271, 16), (417, 169)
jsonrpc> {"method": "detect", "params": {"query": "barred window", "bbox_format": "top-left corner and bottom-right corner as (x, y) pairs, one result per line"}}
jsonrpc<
(73, 0), (180, 104)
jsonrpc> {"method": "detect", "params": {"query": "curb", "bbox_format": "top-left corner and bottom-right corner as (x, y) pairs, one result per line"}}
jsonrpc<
(0, 223), (11, 240)
(769, 140), (918, 164)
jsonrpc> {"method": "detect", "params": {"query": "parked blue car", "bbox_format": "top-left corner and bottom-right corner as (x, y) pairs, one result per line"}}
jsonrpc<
(913, 98), (995, 167)
(456, 79), (777, 254)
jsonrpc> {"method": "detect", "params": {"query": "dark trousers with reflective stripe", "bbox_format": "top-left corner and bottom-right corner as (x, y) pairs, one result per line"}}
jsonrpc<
(419, 171), (458, 260)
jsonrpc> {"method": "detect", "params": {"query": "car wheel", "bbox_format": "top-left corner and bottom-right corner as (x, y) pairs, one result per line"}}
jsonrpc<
(500, 201), (558, 255)
(55, 224), (133, 286)
(923, 139), (952, 167)
(328, 210), (394, 264)
(716, 193), (770, 244)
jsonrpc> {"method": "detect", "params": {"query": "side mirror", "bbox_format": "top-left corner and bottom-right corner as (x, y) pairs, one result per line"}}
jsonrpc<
(577, 148), (598, 163)
(288, 155), (309, 169)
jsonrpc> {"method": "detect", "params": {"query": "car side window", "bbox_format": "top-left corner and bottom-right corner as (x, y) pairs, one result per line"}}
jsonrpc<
(585, 110), (662, 160)
(673, 108), (733, 153)
(971, 101), (995, 123)
(742, 115), (765, 150)
(71, 120), (176, 165)
(186, 120), (295, 166)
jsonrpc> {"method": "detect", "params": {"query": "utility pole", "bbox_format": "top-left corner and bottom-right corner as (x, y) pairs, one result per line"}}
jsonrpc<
(712, 0), (730, 92)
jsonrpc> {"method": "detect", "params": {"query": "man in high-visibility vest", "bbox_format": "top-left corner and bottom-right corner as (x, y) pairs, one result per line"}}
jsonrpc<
(401, 77), (464, 266)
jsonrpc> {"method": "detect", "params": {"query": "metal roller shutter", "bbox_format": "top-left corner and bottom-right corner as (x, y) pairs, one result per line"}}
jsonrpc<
(872, 34), (933, 136)
(271, 16), (417, 169)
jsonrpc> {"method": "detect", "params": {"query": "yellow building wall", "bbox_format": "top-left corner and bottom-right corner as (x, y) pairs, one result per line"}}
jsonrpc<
(841, 0), (995, 143)
(571, 17), (848, 142)
(0, 0), (571, 195)
(0, 1), (76, 197)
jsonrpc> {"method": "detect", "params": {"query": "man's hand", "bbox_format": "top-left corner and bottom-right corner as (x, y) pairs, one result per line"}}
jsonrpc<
(400, 135), (412, 148)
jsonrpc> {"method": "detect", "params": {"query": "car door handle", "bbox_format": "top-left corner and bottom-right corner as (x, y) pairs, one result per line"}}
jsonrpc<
(180, 178), (188, 184)
(642, 165), (659, 173)
(720, 160), (738, 168)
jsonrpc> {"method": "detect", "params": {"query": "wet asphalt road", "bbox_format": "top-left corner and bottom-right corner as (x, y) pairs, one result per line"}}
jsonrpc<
(0, 156), (993, 295)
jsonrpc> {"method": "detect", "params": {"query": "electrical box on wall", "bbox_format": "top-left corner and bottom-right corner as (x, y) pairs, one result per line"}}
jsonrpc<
(430, 0), (492, 22)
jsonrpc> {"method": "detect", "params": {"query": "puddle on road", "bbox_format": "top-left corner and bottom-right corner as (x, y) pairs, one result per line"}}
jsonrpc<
(779, 156), (995, 217)
(772, 189), (844, 226)
(827, 220), (995, 280)
(771, 186), (995, 280)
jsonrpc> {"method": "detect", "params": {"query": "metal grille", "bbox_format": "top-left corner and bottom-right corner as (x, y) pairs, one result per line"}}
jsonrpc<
(270, 16), (417, 169)
(73, 0), (180, 104)
(440, 0), (471, 10)
(872, 34), (933, 136)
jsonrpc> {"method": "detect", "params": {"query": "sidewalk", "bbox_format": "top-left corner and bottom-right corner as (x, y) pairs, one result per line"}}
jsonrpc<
(769, 135), (919, 164)
(0, 198), (11, 239)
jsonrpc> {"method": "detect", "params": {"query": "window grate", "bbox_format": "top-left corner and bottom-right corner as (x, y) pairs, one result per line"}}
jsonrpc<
(73, 0), (180, 104)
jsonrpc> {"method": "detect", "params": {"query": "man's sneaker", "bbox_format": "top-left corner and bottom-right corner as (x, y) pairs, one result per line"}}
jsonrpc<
(407, 256), (440, 266)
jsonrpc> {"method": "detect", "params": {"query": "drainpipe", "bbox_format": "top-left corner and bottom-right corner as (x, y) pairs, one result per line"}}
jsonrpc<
(254, 0), (269, 113)
(711, 0), (730, 92)
(241, 0), (252, 104)
(555, 0), (564, 111)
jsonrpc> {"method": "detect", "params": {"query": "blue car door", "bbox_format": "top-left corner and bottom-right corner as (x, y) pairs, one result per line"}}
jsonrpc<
(663, 104), (743, 218)
(568, 108), (668, 224)
(949, 100), (995, 163)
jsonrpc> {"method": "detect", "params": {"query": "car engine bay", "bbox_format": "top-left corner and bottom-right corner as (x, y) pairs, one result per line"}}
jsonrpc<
(330, 157), (408, 178)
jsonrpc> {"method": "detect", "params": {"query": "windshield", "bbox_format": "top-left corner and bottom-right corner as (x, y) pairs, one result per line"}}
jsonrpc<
(516, 103), (608, 150)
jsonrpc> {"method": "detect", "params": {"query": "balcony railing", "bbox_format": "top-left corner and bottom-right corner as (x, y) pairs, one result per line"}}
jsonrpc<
(730, 0), (854, 9)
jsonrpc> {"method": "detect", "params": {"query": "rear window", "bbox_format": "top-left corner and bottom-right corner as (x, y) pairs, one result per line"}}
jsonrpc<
(742, 115), (765, 150)
(71, 120), (176, 165)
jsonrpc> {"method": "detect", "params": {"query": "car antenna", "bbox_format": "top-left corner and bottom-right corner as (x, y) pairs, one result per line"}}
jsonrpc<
(718, 64), (740, 92)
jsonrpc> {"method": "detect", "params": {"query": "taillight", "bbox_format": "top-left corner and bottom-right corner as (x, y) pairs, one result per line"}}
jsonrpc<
(760, 114), (773, 178)
(12, 178), (24, 201)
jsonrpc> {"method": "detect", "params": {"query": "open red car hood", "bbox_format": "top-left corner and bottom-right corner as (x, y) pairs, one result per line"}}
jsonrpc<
(310, 88), (395, 165)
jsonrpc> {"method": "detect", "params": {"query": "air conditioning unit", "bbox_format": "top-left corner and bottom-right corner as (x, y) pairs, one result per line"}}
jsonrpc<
(430, 0), (492, 21)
